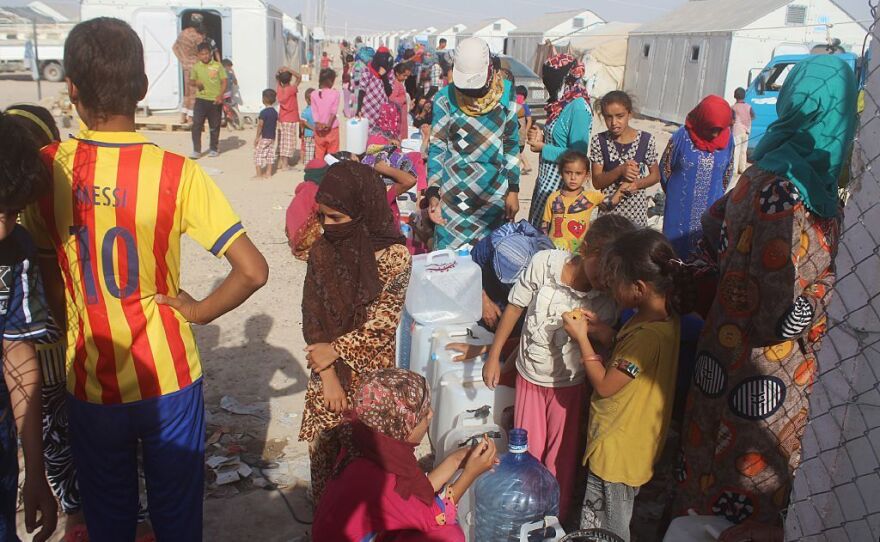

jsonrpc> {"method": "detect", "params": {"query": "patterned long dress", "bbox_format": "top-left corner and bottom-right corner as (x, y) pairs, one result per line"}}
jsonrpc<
(675, 168), (839, 526)
(299, 244), (412, 501)
(529, 115), (562, 227)
(660, 127), (734, 259)
(428, 81), (520, 249)
(590, 130), (659, 228)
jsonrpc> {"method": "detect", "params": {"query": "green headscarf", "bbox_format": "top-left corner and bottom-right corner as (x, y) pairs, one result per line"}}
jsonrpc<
(752, 55), (857, 217)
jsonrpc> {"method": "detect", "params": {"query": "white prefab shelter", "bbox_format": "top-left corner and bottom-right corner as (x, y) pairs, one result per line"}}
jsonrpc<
(506, 9), (605, 70)
(415, 26), (437, 44)
(394, 29), (418, 51)
(456, 18), (517, 54)
(431, 23), (466, 49)
(386, 30), (405, 52)
(80, 0), (287, 117)
(624, 0), (868, 124)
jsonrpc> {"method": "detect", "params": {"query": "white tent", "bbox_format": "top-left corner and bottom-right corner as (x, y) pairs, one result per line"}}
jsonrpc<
(567, 22), (640, 99)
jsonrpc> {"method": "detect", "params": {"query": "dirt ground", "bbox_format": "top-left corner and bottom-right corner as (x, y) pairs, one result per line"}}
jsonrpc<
(3, 73), (677, 541)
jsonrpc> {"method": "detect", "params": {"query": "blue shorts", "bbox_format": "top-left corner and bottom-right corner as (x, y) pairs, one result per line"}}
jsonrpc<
(67, 379), (205, 542)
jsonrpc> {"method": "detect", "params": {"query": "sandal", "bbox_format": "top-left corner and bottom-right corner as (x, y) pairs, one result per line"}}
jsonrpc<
(136, 534), (157, 542)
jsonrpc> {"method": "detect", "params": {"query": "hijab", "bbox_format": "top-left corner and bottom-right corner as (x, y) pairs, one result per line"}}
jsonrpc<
(370, 47), (393, 75)
(301, 162), (404, 345)
(489, 220), (554, 284)
(350, 368), (434, 505)
(685, 95), (733, 153)
(286, 159), (329, 260)
(454, 67), (505, 117)
(370, 47), (394, 96)
(752, 55), (857, 217)
(542, 54), (589, 123)
(356, 46), (375, 63)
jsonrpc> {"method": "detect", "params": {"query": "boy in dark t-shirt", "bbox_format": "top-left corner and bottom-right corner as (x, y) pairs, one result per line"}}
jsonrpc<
(254, 88), (279, 178)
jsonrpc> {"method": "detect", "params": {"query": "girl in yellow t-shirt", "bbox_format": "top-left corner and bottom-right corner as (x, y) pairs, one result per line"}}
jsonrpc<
(562, 229), (685, 541)
(541, 150), (605, 253)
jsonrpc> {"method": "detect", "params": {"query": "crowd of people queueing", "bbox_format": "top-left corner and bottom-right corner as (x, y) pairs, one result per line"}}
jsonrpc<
(0, 15), (858, 542)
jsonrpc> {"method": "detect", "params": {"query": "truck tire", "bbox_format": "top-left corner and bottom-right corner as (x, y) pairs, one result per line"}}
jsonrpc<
(41, 62), (64, 83)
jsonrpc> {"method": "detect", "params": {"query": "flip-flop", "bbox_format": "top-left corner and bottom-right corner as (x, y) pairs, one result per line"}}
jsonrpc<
(136, 534), (157, 542)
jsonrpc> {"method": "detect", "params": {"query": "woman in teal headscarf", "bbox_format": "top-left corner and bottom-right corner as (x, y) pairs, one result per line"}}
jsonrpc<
(674, 55), (856, 534)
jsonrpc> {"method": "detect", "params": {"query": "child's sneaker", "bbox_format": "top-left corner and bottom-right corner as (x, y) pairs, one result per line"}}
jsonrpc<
(208, 150), (220, 158)
(189, 151), (201, 160)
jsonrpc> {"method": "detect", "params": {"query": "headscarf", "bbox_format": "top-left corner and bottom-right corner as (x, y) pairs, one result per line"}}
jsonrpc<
(370, 46), (393, 76)
(303, 158), (329, 185)
(356, 46), (375, 63)
(372, 102), (401, 140)
(490, 220), (554, 283)
(454, 67), (505, 117)
(302, 162), (404, 345)
(285, 159), (329, 260)
(370, 47), (394, 96)
(752, 55), (857, 218)
(685, 95), (733, 153)
(542, 54), (589, 123)
(350, 368), (434, 504)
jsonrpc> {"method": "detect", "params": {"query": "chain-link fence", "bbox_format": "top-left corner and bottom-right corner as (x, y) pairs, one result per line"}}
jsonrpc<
(784, 2), (880, 540)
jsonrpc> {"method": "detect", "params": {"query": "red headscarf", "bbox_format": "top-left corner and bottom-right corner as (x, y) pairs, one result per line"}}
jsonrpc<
(685, 95), (733, 153)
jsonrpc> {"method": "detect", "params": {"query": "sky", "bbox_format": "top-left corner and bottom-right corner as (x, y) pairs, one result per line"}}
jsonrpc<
(3, 0), (873, 35)
(280, 0), (873, 36)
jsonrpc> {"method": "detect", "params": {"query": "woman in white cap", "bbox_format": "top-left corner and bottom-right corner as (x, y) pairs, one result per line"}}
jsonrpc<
(425, 37), (520, 249)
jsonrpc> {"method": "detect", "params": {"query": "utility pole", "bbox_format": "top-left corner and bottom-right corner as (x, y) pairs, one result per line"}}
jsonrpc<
(31, 18), (42, 100)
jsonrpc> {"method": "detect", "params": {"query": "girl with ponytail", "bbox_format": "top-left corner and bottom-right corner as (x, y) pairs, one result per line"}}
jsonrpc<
(562, 228), (684, 541)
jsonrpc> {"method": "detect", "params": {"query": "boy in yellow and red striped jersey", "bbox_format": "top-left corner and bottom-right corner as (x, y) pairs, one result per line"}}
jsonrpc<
(22, 18), (268, 542)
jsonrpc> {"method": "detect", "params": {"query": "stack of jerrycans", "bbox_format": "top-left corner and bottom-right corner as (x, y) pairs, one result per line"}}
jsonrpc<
(400, 248), (515, 541)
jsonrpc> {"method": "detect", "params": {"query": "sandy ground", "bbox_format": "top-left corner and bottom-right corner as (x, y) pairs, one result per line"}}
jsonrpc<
(3, 72), (677, 541)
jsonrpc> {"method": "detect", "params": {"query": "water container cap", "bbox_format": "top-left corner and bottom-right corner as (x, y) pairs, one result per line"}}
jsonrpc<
(509, 428), (528, 453)
(456, 247), (470, 257)
(431, 352), (438, 362)
(400, 223), (412, 233)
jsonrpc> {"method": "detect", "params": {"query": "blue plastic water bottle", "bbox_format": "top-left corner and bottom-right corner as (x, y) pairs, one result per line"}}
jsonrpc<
(474, 428), (560, 541)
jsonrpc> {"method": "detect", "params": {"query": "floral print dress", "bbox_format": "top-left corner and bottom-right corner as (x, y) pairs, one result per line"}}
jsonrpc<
(674, 168), (839, 525)
(299, 244), (412, 500)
